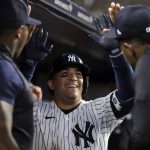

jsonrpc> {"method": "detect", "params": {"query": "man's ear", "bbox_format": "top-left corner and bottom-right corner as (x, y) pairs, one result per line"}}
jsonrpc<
(123, 42), (132, 51)
(122, 42), (135, 57)
(15, 26), (23, 39)
(122, 42), (137, 66)
(15, 25), (24, 39)
(47, 80), (54, 90)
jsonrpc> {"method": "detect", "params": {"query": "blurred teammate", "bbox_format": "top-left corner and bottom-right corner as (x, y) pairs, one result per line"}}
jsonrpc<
(0, 0), (41, 149)
(16, 0), (53, 98)
(106, 3), (132, 150)
(107, 3), (150, 150)
(32, 14), (134, 149)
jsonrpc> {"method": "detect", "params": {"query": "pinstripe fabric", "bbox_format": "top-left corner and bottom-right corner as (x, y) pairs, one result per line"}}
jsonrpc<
(33, 92), (121, 150)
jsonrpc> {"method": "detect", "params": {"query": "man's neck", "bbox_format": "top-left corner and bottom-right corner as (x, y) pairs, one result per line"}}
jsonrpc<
(54, 99), (82, 110)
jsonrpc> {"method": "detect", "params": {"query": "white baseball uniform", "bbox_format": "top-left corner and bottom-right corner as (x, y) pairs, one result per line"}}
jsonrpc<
(33, 92), (123, 150)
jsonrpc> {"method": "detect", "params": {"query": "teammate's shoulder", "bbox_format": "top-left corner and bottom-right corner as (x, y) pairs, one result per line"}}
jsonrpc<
(93, 91), (115, 101)
(0, 59), (14, 71)
(0, 59), (22, 85)
(87, 91), (116, 107)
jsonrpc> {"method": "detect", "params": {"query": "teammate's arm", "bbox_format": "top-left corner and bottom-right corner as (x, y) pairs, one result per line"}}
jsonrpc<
(91, 12), (134, 118)
(0, 101), (20, 150)
(108, 2), (124, 24)
(16, 28), (49, 101)
(0, 61), (22, 150)
(110, 51), (134, 118)
(29, 83), (42, 101)
(18, 28), (53, 82)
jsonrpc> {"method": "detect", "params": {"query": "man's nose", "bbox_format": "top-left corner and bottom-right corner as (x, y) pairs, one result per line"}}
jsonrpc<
(68, 72), (77, 80)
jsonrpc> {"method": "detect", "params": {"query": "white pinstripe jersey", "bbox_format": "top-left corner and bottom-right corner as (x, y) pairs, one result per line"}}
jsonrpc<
(33, 92), (122, 150)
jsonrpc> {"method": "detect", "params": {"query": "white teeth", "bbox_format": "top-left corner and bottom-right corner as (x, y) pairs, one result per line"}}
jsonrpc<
(67, 85), (76, 88)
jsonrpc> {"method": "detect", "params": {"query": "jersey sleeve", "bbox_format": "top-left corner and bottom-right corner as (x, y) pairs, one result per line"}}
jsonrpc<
(92, 92), (122, 134)
(0, 60), (24, 105)
(33, 101), (39, 127)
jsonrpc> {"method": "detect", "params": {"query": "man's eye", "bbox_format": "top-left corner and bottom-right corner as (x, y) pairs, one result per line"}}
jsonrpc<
(60, 71), (68, 77)
(76, 72), (83, 78)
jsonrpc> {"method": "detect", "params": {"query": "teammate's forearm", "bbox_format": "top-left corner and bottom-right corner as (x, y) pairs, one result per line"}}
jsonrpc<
(0, 130), (20, 150)
(110, 54), (134, 100)
(0, 102), (20, 150)
(19, 62), (37, 82)
(109, 54), (134, 118)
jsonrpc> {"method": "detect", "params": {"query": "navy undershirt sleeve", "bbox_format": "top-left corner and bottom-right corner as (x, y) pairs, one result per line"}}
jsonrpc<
(110, 54), (134, 100)
(19, 62), (37, 82)
(110, 54), (134, 118)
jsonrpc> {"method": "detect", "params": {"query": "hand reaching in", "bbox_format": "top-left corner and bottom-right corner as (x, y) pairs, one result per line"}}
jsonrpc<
(29, 83), (42, 101)
(22, 27), (53, 65)
(108, 2), (124, 24)
(89, 13), (121, 57)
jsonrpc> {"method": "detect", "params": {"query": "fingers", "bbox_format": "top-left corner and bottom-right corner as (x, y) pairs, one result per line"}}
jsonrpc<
(47, 44), (53, 54)
(28, 26), (51, 55)
(94, 12), (113, 37)
(37, 28), (43, 42)
(29, 83), (43, 101)
(103, 28), (110, 33)
(33, 28), (43, 47)
(111, 2), (122, 13)
(94, 17), (103, 36)
(100, 13), (113, 29)
(42, 31), (48, 46)
(27, 5), (32, 15)
(35, 28), (49, 46)
(108, 2), (124, 23)
(88, 34), (101, 46)
(25, 25), (36, 44)
(100, 13), (109, 29)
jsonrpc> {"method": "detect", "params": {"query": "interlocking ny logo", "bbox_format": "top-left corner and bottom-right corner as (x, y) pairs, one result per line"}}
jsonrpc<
(72, 121), (95, 148)
(68, 55), (76, 62)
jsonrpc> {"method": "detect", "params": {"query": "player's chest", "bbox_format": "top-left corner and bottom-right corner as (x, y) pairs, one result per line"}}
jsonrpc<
(40, 111), (98, 131)
(39, 117), (100, 149)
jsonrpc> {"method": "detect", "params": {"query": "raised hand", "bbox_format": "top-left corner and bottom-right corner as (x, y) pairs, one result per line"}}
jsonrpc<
(94, 13), (113, 35)
(22, 27), (53, 65)
(17, 27), (53, 82)
(108, 2), (124, 24)
(29, 83), (43, 101)
(89, 13), (121, 57)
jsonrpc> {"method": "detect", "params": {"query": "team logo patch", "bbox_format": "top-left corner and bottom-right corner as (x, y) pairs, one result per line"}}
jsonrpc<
(146, 26), (150, 33)
(112, 94), (122, 111)
(116, 29), (122, 35)
(68, 55), (76, 62)
(72, 121), (95, 148)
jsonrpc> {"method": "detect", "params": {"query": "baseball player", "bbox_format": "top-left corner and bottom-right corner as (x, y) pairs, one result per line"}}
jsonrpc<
(32, 47), (134, 150)
(10, 2), (134, 150)
(103, 3), (150, 150)
(16, 0), (53, 82)
(30, 3), (134, 150)
(107, 4), (150, 150)
(0, 0), (41, 149)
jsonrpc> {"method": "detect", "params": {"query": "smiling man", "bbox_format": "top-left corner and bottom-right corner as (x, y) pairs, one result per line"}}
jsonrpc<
(33, 51), (134, 150)
(0, 0), (41, 150)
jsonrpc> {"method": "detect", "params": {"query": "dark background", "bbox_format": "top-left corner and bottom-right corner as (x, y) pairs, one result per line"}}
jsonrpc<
(29, 0), (150, 100)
